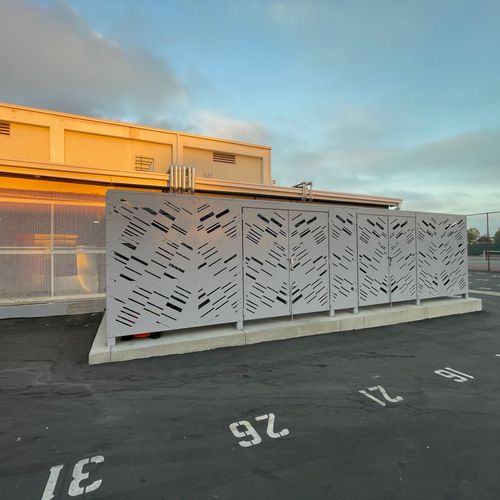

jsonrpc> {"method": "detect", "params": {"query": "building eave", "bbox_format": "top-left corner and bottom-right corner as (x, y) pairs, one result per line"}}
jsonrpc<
(0, 158), (402, 208)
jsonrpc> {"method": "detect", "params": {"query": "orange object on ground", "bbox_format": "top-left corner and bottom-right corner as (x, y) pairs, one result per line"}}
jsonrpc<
(133, 333), (150, 338)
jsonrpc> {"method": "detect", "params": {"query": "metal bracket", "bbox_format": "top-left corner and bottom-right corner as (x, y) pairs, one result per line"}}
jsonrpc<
(293, 181), (313, 201)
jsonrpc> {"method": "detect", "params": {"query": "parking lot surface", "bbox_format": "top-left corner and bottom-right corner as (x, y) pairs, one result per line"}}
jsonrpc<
(1, 292), (499, 500)
(468, 270), (500, 293)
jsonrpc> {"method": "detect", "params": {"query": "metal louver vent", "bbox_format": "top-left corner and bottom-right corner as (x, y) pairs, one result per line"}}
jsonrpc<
(0, 122), (10, 136)
(213, 152), (236, 164)
(135, 156), (154, 172)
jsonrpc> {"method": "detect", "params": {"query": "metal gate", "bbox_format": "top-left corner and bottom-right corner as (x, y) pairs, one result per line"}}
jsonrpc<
(357, 214), (390, 306)
(242, 208), (329, 320)
(329, 209), (358, 312)
(358, 214), (417, 306)
(289, 211), (329, 315)
(388, 216), (417, 303)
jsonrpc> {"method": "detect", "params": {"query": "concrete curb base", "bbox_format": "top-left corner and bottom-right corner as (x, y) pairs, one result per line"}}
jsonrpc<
(89, 297), (482, 364)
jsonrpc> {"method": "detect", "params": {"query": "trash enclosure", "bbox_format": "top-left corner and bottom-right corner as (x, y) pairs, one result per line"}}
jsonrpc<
(105, 191), (468, 346)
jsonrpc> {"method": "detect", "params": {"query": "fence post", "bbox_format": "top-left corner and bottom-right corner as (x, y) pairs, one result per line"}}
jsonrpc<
(487, 212), (490, 272)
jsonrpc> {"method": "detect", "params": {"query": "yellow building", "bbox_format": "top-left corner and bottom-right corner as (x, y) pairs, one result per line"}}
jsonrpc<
(0, 102), (400, 313)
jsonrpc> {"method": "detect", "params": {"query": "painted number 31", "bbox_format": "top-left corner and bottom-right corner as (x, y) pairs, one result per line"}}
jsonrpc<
(229, 413), (289, 448)
(41, 456), (104, 500)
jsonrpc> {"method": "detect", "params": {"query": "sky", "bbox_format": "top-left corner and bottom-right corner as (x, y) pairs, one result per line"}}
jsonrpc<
(1, 0), (499, 215)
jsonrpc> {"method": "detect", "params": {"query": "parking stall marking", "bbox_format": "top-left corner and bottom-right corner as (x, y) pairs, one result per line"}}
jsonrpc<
(40, 455), (104, 500)
(358, 385), (404, 407)
(434, 367), (474, 383)
(229, 412), (289, 448)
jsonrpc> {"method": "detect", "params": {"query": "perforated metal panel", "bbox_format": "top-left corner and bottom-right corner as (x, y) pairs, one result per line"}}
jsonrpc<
(357, 214), (389, 306)
(195, 200), (242, 326)
(106, 192), (243, 338)
(107, 194), (197, 336)
(416, 214), (467, 299)
(289, 211), (329, 315)
(329, 208), (357, 311)
(104, 191), (469, 344)
(389, 216), (417, 303)
(242, 208), (290, 320)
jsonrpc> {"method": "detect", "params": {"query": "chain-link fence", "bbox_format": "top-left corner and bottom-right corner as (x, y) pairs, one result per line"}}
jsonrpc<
(0, 188), (105, 305)
(467, 211), (500, 272)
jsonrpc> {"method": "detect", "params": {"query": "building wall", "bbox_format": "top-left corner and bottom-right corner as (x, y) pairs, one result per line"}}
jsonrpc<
(64, 130), (174, 173)
(0, 103), (272, 184)
(0, 121), (50, 162)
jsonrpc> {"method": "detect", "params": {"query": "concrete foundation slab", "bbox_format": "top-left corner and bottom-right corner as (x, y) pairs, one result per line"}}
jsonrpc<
(89, 297), (482, 364)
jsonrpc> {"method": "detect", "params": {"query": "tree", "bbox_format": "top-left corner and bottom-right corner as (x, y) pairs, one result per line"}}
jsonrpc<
(467, 228), (480, 242)
(495, 229), (500, 244)
(477, 235), (493, 243)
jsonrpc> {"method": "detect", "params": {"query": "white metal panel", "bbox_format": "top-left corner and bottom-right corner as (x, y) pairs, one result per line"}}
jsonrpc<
(104, 191), (469, 344)
(195, 199), (243, 326)
(242, 208), (290, 320)
(357, 214), (389, 306)
(329, 208), (357, 311)
(388, 216), (417, 303)
(106, 194), (198, 338)
(416, 214), (468, 299)
(289, 211), (329, 315)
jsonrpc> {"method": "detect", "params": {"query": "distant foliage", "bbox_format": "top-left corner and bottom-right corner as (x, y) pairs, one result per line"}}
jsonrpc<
(467, 228), (480, 242)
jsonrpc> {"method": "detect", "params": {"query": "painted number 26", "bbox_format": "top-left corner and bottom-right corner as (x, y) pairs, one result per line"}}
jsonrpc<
(229, 413), (289, 448)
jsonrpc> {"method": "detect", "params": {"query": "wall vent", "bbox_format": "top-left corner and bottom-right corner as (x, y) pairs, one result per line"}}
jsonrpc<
(0, 122), (10, 136)
(213, 152), (236, 164)
(135, 156), (154, 172)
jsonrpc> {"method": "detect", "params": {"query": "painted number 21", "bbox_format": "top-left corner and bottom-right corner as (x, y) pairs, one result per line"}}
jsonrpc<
(229, 413), (289, 448)
(359, 385), (404, 406)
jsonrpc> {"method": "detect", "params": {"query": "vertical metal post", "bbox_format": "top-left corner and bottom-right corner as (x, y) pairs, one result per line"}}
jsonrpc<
(287, 212), (293, 321)
(50, 203), (55, 301)
(487, 212), (491, 272)
(354, 213), (360, 315)
(386, 217), (392, 308)
(414, 216), (420, 306)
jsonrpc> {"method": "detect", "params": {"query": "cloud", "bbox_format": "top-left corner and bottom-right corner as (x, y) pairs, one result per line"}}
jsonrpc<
(272, 126), (500, 214)
(0, 0), (187, 122)
(0, 0), (274, 145)
(193, 111), (271, 145)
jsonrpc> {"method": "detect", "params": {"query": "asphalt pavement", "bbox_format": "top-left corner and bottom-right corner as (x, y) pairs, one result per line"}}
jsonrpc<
(468, 270), (500, 293)
(0, 291), (499, 500)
